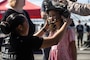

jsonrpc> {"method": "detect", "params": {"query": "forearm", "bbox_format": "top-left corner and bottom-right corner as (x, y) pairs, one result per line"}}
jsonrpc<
(33, 27), (46, 37)
(52, 22), (68, 43)
(67, 1), (90, 16)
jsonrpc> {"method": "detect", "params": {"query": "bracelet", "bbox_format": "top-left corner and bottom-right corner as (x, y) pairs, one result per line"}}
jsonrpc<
(43, 28), (47, 32)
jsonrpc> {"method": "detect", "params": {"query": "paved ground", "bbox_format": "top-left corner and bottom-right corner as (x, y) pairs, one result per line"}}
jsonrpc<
(77, 49), (90, 60)
(0, 49), (90, 60)
(34, 49), (90, 60)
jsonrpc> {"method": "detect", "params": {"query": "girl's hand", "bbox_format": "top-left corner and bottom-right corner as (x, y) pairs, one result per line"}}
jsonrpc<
(43, 19), (49, 30)
(61, 16), (72, 26)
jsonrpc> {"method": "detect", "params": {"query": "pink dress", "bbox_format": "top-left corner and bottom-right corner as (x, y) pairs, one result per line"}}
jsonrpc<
(49, 27), (75, 60)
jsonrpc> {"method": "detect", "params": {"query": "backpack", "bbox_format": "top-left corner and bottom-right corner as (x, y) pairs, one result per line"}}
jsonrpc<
(76, 25), (84, 33)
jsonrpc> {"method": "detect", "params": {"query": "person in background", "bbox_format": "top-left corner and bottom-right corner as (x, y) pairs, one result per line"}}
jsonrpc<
(46, 6), (77, 60)
(70, 18), (75, 31)
(76, 20), (84, 48)
(1, 0), (35, 36)
(41, 0), (59, 19)
(84, 23), (90, 41)
(83, 23), (90, 48)
(41, 0), (53, 20)
(41, 0), (53, 60)
(40, 24), (51, 60)
(0, 13), (71, 60)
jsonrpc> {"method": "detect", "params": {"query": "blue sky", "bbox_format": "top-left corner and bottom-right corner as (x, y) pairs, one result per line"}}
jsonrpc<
(78, 0), (90, 3)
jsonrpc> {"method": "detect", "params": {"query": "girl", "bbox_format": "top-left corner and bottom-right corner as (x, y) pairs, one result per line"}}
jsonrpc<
(46, 6), (77, 60)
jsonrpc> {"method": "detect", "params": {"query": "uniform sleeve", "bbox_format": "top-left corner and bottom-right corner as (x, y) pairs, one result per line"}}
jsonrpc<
(29, 36), (43, 50)
(67, 1), (90, 16)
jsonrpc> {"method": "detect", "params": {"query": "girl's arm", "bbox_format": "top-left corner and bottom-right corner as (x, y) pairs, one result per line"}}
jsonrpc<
(33, 21), (48, 37)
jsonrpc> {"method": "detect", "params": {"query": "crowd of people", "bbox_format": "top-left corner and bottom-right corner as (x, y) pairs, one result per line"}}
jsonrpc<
(76, 20), (90, 49)
(0, 0), (90, 60)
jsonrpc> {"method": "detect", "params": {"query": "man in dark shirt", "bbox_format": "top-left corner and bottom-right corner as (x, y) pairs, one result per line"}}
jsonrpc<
(76, 20), (84, 48)
(41, 0), (52, 60)
(84, 23), (90, 40)
(84, 23), (90, 48)
(41, 0), (53, 19)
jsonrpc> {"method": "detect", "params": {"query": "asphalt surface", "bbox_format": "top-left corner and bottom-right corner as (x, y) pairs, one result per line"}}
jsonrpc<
(33, 49), (90, 60)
